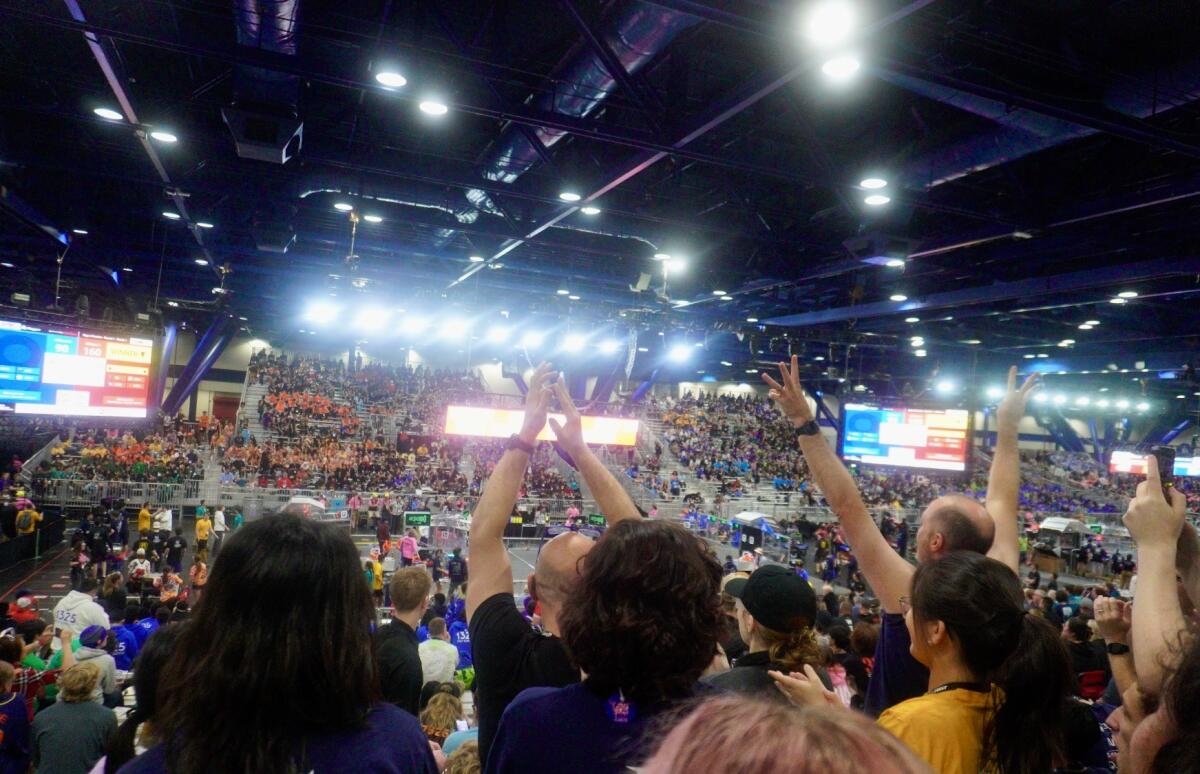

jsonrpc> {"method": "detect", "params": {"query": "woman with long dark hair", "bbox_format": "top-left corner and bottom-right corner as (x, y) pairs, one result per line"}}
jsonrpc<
(774, 552), (1075, 773)
(102, 622), (185, 773)
(486, 519), (724, 773)
(118, 513), (438, 774)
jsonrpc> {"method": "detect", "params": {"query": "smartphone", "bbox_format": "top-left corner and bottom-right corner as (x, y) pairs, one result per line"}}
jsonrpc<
(1150, 445), (1176, 501)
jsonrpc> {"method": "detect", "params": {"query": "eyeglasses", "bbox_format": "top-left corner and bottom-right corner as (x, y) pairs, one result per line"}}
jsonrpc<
(898, 595), (912, 614)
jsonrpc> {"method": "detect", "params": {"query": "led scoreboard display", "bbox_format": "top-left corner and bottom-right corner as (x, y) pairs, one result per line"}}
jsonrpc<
(840, 403), (971, 473)
(0, 318), (156, 419)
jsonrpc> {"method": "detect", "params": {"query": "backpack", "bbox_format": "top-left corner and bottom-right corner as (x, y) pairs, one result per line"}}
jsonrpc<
(827, 663), (854, 707)
(16, 511), (33, 531)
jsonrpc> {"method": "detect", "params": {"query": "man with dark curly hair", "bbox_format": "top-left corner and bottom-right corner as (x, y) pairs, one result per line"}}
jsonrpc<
(467, 366), (642, 768)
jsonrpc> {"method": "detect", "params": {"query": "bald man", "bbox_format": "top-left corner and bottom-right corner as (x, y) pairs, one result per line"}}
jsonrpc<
(466, 364), (640, 766)
(763, 357), (1039, 714)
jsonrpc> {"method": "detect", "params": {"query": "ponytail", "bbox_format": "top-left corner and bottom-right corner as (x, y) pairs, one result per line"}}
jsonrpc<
(760, 625), (821, 674)
(987, 613), (1069, 774)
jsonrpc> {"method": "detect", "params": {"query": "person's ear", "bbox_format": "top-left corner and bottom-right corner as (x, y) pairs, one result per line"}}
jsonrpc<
(929, 532), (945, 553)
(925, 619), (948, 647)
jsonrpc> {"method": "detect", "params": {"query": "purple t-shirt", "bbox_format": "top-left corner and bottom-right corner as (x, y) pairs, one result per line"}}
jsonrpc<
(117, 703), (437, 774)
(864, 612), (929, 717)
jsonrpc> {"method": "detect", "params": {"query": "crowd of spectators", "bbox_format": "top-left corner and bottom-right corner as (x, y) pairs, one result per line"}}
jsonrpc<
(34, 422), (205, 483)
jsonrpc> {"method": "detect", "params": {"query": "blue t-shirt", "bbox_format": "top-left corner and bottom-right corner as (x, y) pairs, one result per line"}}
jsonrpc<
(131, 617), (159, 648)
(486, 683), (670, 774)
(111, 625), (140, 671)
(117, 702), (437, 774)
(442, 726), (479, 755)
(864, 612), (929, 717)
(449, 620), (473, 669)
(0, 692), (30, 774)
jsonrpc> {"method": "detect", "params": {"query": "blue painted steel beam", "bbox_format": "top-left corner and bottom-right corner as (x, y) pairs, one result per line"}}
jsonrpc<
(766, 256), (1200, 327)
(806, 387), (839, 442)
(161, 316), (234, 415)
(152, 322), (177, 409)
(1159, 419), (1193, 445)
(0, 186), (68, 246)
(1087, 418), (1104, 465)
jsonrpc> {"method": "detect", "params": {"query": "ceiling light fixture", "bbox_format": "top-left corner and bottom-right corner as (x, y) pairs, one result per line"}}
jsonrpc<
(746, 317), (759, 323)
(93, 107), (123, 120)
(1117, 291), (1138, 299)
(121, 266), (132, 272)
(580, 206), (601, 215)
(162, 211), (181, 220)
(149, 131), (178, 143)
(890, 294), (907, 302)
(72, 229), (88, 235)
(914, 349), (927, 357)
(1110, 297), (1127, 305)
(905, 316), (919, 323)
(195, 222), (214, 229)
(821, 54), (861, 80)
(375, 71), (408, 88)
(885, 258), (905, 268)
(362, 214), (383, 223)
(418, 100), (449, 116)
(805, 0), (856, 46)
(558, 191), (582, 202)
(194, 258), (209, 266)
(720, 295), (733, 301)
(1078, 324), (1093, 330)
(468, 255), (485, 263)
(1085, 320), (1100, 325)
(333, 202), (354, 212)
(860, 177), (887, 189)
(568, 294), (581, 300)
(713, 290), (727, 296)
(864, 193), (891, 206)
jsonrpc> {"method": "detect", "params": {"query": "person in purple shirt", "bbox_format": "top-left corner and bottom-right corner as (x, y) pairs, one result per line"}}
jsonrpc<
(761, 357), (1039, 716)
(118, 513), (438, 774)
(486, 519), (723, 774)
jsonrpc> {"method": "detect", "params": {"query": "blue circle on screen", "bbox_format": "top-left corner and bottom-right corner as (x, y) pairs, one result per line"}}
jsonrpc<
(0, 335), (40, 367)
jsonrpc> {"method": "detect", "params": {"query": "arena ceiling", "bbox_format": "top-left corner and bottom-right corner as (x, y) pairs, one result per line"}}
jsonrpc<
(1, 0), (1199, 412)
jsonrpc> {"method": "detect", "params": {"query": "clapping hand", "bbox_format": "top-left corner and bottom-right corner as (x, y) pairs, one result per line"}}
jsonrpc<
(548, 380), (587, 457)
(518, 363), (555, 445)
(1093, 596), (1131, 644)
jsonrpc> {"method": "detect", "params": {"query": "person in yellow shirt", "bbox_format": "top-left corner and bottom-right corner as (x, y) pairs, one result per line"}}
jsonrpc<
(16, 505), (42, 535)
(137, 502), (152, 538)
(195, 512), (212, 563)
(773, 553), (1072, 774)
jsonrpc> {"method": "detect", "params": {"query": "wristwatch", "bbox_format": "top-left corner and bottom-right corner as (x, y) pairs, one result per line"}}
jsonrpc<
(1106, 642), (1131, 656)
(505, 434), (536, 454)
(794, 420), (820, 437)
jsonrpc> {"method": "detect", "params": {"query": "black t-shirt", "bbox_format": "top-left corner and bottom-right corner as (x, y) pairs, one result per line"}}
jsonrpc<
(447, 558), (466, 581)
(469, 592), (578, 767)
(166, 536), (187, 560)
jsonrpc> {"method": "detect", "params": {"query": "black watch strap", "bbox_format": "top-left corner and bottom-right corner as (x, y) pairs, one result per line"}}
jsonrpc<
(505, 434), (536, 454)
(794, 420), (821, 437)
(1106, 642), (1131, 656)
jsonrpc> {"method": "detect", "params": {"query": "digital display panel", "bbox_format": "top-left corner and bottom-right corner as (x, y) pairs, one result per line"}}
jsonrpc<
(444, 405), (639, 446)
(1109, 450), (1196, 477)
(840, 403), (971, 472)
(403, 511), (431, 527)
(0, 318), (155, 418)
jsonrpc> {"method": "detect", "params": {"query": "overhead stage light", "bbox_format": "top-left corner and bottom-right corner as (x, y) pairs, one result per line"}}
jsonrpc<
(805, 0), (856, 46)
(468, 255), (485, 263)
(821, 55), (861, 80)
(860, 178), (888, 189)
(564, 334), (586, 352)
(985, 387), (1004, 399)
(149, 131), (178, 143)
(885, 258), (905, 268)
(306, 302), (338, 325)
(935, 380), (957, 395)
(558, 191), (582, 202)
(1052, 394), (1067, 405)
(599, 340), (621, 354)
(334, 202), (354, 212)
(196, 222), (214, 229)
(363, 214), (383, 223)
(668, 344), (692, 363)
(746, 317), (759, 323)
(486, 326), (510, 343)
(1117, 291), (1138, 299)
(905, 316), (920, 323)
(162, 211), (181, 220)
(580, 206), (601, 215)
(890, 293), (907, 302)
(1109, 298), (1127, 305)
(419, 100), (449, 116)
(194, 258), (209, 266)
(865, 194), (891, 206)
(521, 331), (545, 348)
(568, 294), (580, 301)
(93, 107), (123, 121)
(72, 229), (88, 235)
(1136, 402), (1149, 412)
(375, 71), (408, 88)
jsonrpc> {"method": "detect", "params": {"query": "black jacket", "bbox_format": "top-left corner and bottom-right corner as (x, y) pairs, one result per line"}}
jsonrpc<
(701, 651), (831, 701)
(376, 620), (423, 717)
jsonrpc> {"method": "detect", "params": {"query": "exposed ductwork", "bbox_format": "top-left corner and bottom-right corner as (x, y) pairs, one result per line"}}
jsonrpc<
(886, 56), (1200, 188)
(439, 0), (699, 244)
(224, 0), (303, 164)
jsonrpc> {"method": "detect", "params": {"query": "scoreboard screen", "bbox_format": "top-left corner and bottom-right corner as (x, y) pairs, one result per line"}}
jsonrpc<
(0, 318), (155, 419)
(840, 403), (971, 473)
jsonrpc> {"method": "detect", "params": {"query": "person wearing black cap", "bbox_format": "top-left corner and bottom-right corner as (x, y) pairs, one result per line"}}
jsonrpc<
(703, 565), (828, 700)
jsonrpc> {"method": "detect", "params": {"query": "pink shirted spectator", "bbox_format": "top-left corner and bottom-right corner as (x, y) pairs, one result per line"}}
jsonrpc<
(399, 531), (419, 567)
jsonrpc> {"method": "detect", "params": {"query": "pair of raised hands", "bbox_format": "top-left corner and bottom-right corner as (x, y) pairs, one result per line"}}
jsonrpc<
(518, 363), (586, 455)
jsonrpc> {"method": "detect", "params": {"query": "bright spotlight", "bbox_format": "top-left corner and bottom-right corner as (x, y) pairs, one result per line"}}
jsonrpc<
(468, 255), (485, 263)
(805, 0), (856, 46)
(443, 319), (470, 339)
(334, 202), (354, 212)
(93, 107), (123, 121)
(521, 331), (545, 348)
(821, 55), (861, 81)
(665, 258), (687, 273)
(580, 206), (601, 215)
(599, 340), (621, 354)
(985, 387), (1003, 399)
(486, 326), (510, 343)
(668, 344), (692, 363)
(865, 194), (892, 206)
(1136, 401), (1150, 411)
(149, 131), (178, 143)
(1109, 297), (1127, 305)
(419, 100), (449, 116)
(1075, 396), (1090, 406)
(1033, 393), (1048, 403)
(885, 258), (905, 268)
(363, 214), (383, 223)
(375, 71), (408, 88)
(914, 349), (927, 358)
(890, 294), (908, 302)
(1117, 291), (1138, 299)
(935, 380), (956, 395)
(564, 334), (587, 352)
(306, 302), (337, 325)
(353, 308), (389, 331)
(905, 316), (920, 323)
(1052, 394), (1067, 405)
(1096, 399), (1110, 408)
(712, 290), (727, 296)
(1115, 399), (1130, 409)
(558, 191), (582, 202)
(860, 177), (888, 189)
(401, 316), (429, 335)
(196, 222), (214, 229)
(162, 211), (181, 220)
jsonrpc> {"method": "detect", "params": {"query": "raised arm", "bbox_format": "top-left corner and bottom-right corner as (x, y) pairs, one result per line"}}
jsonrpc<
(1174, 520), (1200, 609)
(548, 381), (639, 525)
(763, 356), (913, 613)
(986, 367), (1040, 574)
(1124, 455), (1188, 695)
(1094, 596), (1136, 698)
(466, 364), (554, 622)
